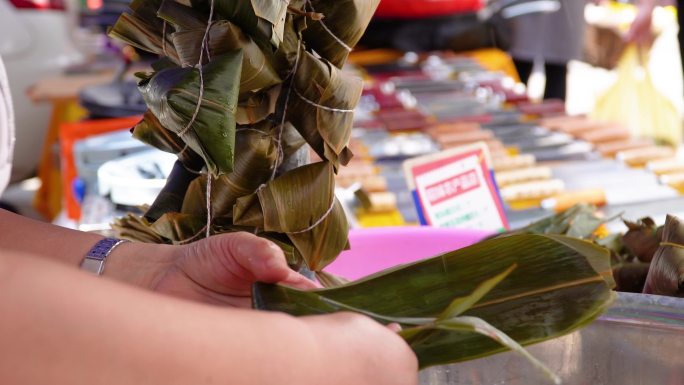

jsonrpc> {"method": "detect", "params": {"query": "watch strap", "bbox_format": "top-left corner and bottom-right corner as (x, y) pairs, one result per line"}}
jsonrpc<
(80, 238), (129, 275)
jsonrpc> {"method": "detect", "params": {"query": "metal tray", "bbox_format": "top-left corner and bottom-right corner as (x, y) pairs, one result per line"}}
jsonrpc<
(420, 293), (684, 385)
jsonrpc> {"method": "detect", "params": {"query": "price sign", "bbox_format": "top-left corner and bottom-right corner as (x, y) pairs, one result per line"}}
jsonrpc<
(403, 142), (508, 232)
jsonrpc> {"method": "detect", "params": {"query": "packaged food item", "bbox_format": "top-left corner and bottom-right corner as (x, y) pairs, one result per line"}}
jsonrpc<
(596, 139), (654, 157)
(491, 154), (537, 172)
(495, 166), (553, 188)
(647, 158), (684, 175)
(578, 126), (630, 144)
(616, 146), (676, 168)
(500, 179), (566, 202)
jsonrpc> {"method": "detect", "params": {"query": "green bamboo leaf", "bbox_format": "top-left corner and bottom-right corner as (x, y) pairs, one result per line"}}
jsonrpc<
(253, 234), (615, 368)
(500, 203), (603, 239)
(234, 161), (350, 271)
(431, 317), (561, 385)
(287, 50), (362, 168)
(170, 21), (281, 98)
(644, 215), (684, 296)
(139, 52), (242, 177)
(302, 0), (380, 68)
(437, 264), (516, 321)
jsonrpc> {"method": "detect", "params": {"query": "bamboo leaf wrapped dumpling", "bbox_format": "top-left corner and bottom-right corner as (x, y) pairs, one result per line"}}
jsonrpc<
(170, 21), (281, 98)
(109, 0), (179, 63)
(233, 161), (350, 271)
(181, 121), (279, 219)
(207, 0), (290, 49)
(643, 215), (684, 296)
(138, 51), (243, 177)
(287, 49), (362, 169)
(302, 0), (380, 68)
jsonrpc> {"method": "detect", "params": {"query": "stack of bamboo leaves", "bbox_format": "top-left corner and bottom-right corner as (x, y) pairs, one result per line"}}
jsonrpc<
(110, 0), (380, 274)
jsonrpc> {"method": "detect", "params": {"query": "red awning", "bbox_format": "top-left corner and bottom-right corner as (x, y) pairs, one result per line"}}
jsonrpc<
(375, 0), (484, 19)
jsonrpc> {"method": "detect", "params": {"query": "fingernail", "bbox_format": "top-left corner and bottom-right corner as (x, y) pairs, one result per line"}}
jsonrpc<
(387, 323), (403, 333)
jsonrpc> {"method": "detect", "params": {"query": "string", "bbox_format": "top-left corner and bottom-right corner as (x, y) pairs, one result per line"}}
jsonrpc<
(305, 0), (352, 52)
(269, 39), (302, 181)
(660, 242), (684, 250)
(178, 0), (216, 239)
(205, 174), (212, 238)
(287, 198), (336, 234)
(293, 86), (354, 113)
(162, 21), (169, 56)
(236, 127), (272, 136)
(177, 0), (215, 137)
(178, 225), (209, 245)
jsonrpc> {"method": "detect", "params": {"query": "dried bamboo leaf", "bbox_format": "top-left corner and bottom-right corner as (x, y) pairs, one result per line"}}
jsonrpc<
(253, 234), (615, 368)
(157, 0), (206, 30)
(171, 21), (281, 98)
(622, 217), (662, 263)
(302, 0), (380, 68)
(643, 215), (684, 296)
(272, 12), (306, 75)
(233, 161), (349, 271)
(287, 49), (362, 168)
(316, 271), (351, 288)
(236, 86), (280, 124)
(109, 0), (180, 63)
(132, 110), (202, 168)
(206, 0), (290, 49)
(112, 213), (170, 244)
(150, 212), (206, 243)
(279, 122), (307, 159)
(139, 52), (242, 177)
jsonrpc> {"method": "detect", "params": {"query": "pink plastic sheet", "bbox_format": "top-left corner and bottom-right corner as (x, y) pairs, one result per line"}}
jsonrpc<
(325, 227), (491, 281)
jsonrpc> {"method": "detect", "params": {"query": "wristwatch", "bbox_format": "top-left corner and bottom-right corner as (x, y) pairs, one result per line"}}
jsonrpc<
(80, 237), (129, 275)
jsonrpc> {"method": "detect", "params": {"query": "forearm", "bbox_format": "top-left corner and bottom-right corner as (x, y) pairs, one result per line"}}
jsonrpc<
(0, 209), (176, 287)
(0, 251), (322, 385)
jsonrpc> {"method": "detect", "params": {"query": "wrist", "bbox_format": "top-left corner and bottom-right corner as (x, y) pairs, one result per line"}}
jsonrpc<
(102, 241), (178, 289)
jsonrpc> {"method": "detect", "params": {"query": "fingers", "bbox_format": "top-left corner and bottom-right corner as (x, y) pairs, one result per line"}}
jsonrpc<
(280, 270), (320, 290)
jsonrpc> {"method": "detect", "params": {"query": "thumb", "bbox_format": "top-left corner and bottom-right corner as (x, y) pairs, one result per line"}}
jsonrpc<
(203, 232), (292, 284)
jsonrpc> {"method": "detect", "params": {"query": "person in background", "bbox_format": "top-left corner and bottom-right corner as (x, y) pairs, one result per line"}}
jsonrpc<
(508, 0), (588, 101)
(0, 55), (418, 385)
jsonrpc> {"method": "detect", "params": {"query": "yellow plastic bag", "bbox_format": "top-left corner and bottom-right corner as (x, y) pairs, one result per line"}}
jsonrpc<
(592, 45), (682, 147)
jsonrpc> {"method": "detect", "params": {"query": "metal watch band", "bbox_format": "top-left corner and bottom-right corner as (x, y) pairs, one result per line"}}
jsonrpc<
(80, 238), (129, 275)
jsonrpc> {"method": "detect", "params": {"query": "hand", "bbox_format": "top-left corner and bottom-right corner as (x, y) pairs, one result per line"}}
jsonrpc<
(303, 312), (418, 385)
(106, 232), (317, 307)
(625, 2), (656, 46)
